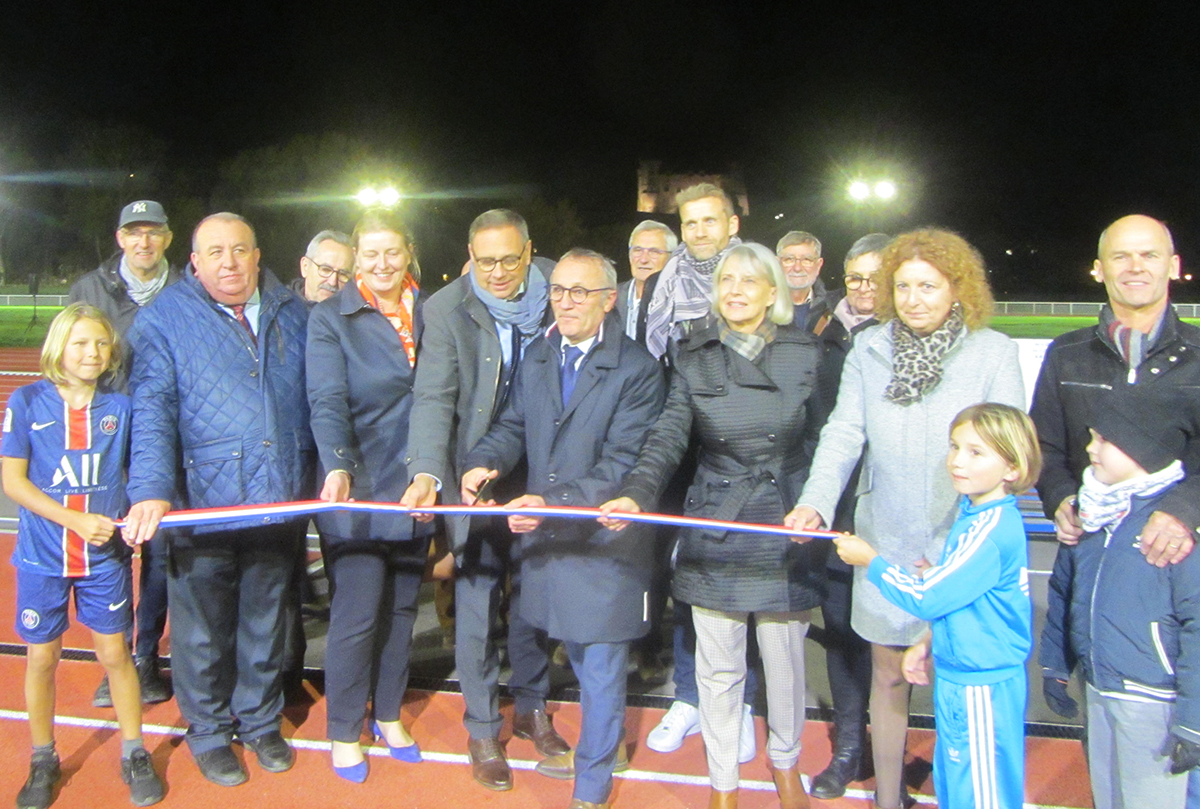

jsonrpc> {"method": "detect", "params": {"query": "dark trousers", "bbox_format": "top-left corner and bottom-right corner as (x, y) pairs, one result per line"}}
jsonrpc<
(673, 599), (761, 707)
(820, 562), (870, 749)
(280, 527), (309, 678)
(324, 541), (426, 742)
(134, 535), (169, 660)
(455, 523), (550, 740)
(566, 641), (629, 804)
(167, 525), (294, 754)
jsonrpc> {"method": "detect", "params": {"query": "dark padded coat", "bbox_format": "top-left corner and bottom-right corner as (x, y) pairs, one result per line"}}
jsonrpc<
(126, 267), (314, 535)
(69, 253), (183, 390)
(621, 322), (827, 613)
(306, 281), (432, 547)
(464, 318), (666, 643)
(1030, 304), (1200, 533)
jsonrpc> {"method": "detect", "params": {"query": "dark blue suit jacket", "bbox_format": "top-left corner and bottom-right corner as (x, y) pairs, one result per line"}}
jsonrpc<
(305, 281), (432, 546)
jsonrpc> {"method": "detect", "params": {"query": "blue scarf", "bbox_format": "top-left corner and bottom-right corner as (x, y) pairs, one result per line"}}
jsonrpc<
(467, 262), (549, 346)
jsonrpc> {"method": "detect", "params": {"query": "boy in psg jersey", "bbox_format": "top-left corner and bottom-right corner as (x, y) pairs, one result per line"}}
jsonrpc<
(2, 304), (164, 809)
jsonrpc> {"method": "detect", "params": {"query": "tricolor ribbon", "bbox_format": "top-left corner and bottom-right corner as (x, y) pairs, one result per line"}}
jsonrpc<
(125, 500), (842, 539)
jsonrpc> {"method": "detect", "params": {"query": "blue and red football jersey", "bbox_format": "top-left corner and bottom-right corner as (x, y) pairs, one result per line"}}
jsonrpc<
(2, 379), (131, 577)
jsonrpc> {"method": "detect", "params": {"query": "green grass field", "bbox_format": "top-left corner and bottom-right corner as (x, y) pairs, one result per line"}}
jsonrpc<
(0, 308), (1194, 349)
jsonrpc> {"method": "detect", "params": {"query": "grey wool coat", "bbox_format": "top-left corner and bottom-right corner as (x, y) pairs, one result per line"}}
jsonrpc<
(622, 322), (828, 613)
(463, 320), (666, 643)
(403, 259), (554, 554)
(797, 322), (1025, 646)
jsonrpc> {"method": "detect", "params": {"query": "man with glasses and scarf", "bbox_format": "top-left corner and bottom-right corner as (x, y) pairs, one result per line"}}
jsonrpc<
(401, 209), (568, 791)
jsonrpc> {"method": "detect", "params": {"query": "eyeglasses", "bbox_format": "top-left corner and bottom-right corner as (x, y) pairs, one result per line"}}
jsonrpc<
(475, 255), (524, 273)
(844, 274), (879, 290)
(549, 285), (614, 304)
(305, 257), (351, 282)
(122, 226), (169, 241)
(780, 255), (819, 268)
(629, 246), (669, 259)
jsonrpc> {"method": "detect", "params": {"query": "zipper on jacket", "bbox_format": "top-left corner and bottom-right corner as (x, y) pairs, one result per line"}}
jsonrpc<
(1150, 621), (1175, 675)
(1087, 528), (1115, 687)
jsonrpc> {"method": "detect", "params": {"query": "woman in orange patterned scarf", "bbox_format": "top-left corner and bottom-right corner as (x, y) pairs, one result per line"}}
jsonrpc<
(306, 207), (430, 782)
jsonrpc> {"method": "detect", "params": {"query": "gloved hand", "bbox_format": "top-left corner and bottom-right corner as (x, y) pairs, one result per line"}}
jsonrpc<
(1169, 735), (1200, 775)
(1042, 675), (1078, 718)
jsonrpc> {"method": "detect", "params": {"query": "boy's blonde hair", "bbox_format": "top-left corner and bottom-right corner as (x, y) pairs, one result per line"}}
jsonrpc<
(950, 403), (1042, 494)
(40, 303), (121, 387)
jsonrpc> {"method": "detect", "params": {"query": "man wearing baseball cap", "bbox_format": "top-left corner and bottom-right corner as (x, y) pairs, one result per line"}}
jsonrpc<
(69, 199), (183, 709)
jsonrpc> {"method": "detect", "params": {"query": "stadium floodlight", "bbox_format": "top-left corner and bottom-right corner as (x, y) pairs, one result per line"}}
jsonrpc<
(356, 188), (379, 206)
(874, 180), (897, 200)
(377, 187), (401, 207)
(848, 181), (871, 201)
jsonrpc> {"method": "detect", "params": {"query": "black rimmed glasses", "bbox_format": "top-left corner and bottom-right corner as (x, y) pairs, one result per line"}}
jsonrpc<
(306, 258), (352, 283)
(475, 255), (524, 273)
(844, 274), (879, 290)
(549, 285), (614, 304)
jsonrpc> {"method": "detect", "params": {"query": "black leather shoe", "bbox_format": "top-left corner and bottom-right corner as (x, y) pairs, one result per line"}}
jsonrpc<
(810, 749), (861, 800)
(194, 746), (248, 787)
(513, 709), (571, 757)
(17, 756), (61, 809)
(245, 731), (295, 773)
(136, 657), (173, 705)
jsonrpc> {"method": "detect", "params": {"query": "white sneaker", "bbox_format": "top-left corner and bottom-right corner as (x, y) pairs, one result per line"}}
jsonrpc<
(647, 700), (701, 753)
(738, 703), (757, 764)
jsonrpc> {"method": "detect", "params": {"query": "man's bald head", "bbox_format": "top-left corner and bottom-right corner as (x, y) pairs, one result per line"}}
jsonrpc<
(1093, 214), (1181, 325)
(1097, 214), (1175, 258)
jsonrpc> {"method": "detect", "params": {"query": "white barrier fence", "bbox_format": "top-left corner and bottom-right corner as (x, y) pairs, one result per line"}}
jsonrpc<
(995, 300), (1200, 318)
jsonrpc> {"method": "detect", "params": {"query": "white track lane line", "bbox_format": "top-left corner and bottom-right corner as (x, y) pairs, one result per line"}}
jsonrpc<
(0, 708), (1084, 807)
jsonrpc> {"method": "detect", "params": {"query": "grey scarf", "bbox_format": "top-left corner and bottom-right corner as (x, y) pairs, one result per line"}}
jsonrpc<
(467, 263), (549, 346)
(119, 257), (169, 307)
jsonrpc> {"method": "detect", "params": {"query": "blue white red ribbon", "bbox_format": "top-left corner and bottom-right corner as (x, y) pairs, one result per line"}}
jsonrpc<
(133, 499), (842, 539)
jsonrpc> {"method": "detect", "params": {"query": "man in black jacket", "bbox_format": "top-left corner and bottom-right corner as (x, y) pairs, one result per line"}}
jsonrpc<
(69, 199), (181, 709)
(1031, 213), (1200, 565)
(776, 230), (832, 333)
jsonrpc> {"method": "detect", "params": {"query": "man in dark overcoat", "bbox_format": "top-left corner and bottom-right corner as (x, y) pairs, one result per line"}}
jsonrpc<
(461, 249), (666, 809)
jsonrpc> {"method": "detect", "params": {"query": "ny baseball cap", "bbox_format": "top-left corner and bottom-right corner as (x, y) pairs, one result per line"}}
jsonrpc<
(118, 200), (169, 229)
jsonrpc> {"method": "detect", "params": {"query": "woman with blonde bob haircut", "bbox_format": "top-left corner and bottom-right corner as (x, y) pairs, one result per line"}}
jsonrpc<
(602, 241), (825, 809)
(786, 227), (1024, 809)
(707, 242), (796, 326)
(40, 303), (122, 387)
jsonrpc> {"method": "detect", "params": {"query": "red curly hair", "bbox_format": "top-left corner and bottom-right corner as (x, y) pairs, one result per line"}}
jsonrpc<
(875, 228), (994, 331)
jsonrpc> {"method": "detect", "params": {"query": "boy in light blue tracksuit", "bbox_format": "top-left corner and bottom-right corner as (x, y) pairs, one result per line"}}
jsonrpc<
(835, 403), (1040, 809)
(1040, 387), (1200, 809)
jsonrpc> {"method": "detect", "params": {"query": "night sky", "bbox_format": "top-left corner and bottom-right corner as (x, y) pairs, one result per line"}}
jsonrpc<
(3, 1), (1200, 298)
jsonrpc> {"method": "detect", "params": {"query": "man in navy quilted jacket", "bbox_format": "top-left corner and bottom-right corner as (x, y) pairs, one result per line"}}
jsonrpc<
(122, 213), (314, 788)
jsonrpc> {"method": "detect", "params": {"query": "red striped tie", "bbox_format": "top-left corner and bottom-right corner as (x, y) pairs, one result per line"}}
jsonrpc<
(232, 304), (256, 344)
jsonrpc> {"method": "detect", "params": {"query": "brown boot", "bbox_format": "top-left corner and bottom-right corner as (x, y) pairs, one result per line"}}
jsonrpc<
(708, 788), (738, 809)
(772, 763), (810, 809)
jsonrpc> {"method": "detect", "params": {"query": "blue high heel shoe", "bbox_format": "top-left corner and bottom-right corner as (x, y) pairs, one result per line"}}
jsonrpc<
(373, 722), (422, 763)
(332, 758), (368, 783)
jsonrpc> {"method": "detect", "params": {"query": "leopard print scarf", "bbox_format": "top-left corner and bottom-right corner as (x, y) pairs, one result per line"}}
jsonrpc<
(884, 307), (966, 404)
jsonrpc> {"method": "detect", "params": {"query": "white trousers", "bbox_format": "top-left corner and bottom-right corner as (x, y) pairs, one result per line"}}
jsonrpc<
(692, 605), (811, 790)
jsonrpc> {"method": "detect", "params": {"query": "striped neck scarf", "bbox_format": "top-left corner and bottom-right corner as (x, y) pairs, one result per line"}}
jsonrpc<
(718, 318), (776, 362)
(356, 272), (418, 365)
